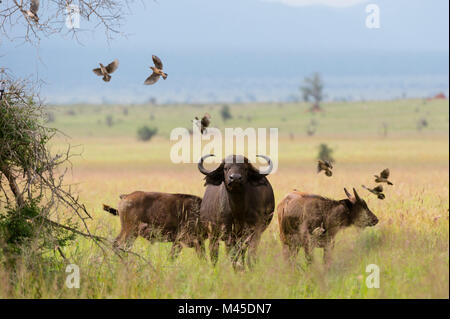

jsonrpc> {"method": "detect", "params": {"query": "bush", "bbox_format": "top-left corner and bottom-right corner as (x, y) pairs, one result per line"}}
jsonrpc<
(137, 126), (158, 141)
(220, 105), (232, 122)
(0, 78), (92, 266)
(0, 200), (75, 257)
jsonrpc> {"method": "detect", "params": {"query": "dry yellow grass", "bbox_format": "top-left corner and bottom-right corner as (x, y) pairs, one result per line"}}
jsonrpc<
(1, 100), (448, 298)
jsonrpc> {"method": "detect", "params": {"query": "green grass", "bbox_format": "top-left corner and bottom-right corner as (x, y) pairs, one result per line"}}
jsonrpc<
(1, 99), (448, 298)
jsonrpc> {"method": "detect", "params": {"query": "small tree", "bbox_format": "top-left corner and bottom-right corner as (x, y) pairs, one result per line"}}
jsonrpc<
(220, 105), (232, 122)
(0, 77), (102, 263)
(137, 126), (158, 141)
(300, 73), (324, 112)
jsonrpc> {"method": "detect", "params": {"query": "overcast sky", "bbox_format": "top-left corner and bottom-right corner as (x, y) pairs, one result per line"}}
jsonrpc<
(1, 0), (448, 103)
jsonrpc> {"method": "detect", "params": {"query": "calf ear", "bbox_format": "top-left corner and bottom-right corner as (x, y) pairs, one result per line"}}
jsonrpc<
(204, 163), (225, 186)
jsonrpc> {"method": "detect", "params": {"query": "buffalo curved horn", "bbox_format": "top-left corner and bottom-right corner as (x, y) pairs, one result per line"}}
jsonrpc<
(353, 188), (362, 202)
(256, 155), (273, 175)
(198, 154), (216, 175)
(344, 188), (353, 200)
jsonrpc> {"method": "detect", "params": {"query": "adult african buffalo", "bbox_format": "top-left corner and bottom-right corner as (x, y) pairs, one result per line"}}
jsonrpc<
(198, 154), (275, 269)
(103, 191), (205, 259)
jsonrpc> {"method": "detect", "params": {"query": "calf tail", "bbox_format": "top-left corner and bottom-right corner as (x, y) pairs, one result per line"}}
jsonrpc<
(103, 204), (118, 216)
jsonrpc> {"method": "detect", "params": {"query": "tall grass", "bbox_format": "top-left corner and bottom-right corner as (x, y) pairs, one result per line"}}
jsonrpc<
(0, 99), (448, 298)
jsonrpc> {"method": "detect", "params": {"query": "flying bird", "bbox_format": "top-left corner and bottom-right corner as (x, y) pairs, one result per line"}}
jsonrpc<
(374, 168), (393, 185)
(25, 0), (39, 23)
(317, 159), (333, 177)
(144, 55), (168, 85)
(362, 185), (385, 200)
(193, 113), (211, 134)
(92, 59), (119, 82)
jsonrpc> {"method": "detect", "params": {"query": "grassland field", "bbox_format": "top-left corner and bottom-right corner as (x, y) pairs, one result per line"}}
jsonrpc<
(1, 99), (448, 298)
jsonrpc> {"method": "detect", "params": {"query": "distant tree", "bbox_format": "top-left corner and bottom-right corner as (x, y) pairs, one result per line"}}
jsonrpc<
(300, 73), (324, 112)
(105, 115), (114, 127)
(137, 126), (158, 141)
(317, 143), (335, 163)
(220, 105), (232, 122)
(417, 118), (428, 131)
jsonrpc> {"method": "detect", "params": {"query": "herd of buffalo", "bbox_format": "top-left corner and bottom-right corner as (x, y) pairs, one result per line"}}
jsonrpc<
(103, 154), (379, 270)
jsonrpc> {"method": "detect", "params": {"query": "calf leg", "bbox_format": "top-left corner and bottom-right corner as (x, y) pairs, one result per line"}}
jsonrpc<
(303, 240), (314, 265)
(323, 241), (334, 267)
(282, 243), (299, 263)
(113, 227), (138, 250)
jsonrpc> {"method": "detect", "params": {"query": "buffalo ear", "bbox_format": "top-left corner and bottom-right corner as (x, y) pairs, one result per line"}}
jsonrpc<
(204, 163), (224, 186)
(248, 165), (267, 185)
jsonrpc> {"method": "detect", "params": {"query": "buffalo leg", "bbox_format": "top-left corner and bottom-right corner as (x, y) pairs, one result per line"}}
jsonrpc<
(209, 235), (220, 266)
(247, 231), (262, 269)
(228, 237), (245, 271)
(169, 242), (182, 260)
(194, 239), (206, 260)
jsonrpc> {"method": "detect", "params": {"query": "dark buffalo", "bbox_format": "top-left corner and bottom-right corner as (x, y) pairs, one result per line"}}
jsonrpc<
(198, 154), (275, 269)
(103, 191), (205, 259)
(277, 188), (378, 265)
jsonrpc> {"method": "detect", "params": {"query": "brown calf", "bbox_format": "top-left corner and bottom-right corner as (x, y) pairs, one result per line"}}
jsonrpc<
(277, 188), (378, 265)
(103, 191), (205, 259)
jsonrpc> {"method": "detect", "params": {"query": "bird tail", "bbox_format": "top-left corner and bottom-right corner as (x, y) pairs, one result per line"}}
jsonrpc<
(103, 74), (111, 82)
(103, 204), (118, 216)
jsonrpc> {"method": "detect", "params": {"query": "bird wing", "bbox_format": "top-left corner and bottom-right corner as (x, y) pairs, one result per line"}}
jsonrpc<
(152, 55), (163, 69)
(380, 168), (390, 179)
(373, 185), (384, 193)
(30, 0), (39, 14)
(144, 72), (160, 85)
(105, 59), (119, 74)
(361, 185), (374, 193)
(317, 160), (324, 173)
(92, 68), (103, 76)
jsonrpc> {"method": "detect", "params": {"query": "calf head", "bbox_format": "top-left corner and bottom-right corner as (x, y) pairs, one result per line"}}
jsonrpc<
(344, 188), (379, 227)
(198, 154), (273, 191)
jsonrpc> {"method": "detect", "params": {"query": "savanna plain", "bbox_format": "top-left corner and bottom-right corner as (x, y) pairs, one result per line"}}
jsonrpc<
(1, 99), (448, 298)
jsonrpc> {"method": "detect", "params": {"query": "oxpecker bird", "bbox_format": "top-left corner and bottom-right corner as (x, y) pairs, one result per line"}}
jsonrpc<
(93, 59), (119, 82)
(144, 55), (168, 85)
